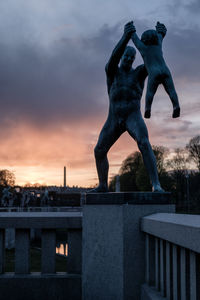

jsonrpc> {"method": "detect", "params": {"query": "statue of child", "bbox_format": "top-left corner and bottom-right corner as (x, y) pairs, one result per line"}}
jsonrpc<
(132, 21), (180, 118)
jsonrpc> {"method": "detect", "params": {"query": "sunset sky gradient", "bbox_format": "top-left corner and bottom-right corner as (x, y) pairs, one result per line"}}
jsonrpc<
(0, 0), (199, 186)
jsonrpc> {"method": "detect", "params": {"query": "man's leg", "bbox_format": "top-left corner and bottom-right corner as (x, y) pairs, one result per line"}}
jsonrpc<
(145, 76), (159, 118)
(163, 74), (180, 118)
(126, 112), (164, 191)
(92, 118), (123, 192)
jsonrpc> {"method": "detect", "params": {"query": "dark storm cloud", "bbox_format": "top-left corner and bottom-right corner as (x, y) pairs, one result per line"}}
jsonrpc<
(164, 0), (200, 18)
(187, 1), (200, 13)
(0, 23), (121, 128)
(163, 27), (200, 80)
(174, 0), (200, 14)
(0, 19), (199, 130)
(148, 116), (199, 148)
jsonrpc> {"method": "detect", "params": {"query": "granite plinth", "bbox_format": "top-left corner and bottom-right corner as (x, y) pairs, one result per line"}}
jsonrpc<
(82, 192), (175, 300)
(85, 191), (172, 205)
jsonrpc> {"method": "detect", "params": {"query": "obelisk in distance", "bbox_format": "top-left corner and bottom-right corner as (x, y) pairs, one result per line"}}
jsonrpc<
(64, 166), (66, 188)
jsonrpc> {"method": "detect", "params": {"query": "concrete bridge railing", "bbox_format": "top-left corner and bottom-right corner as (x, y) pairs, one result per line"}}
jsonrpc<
(141, 213), (200, 300)
(0, 197), (199, 300)
(0, 212), (82, 300)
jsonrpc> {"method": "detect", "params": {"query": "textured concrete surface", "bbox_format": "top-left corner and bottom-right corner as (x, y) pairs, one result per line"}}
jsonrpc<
(67, 229), (82, 274)
(15, 229), (30, 274)
(141, 284), (166, 300)
(83, 192), (174, 300)
(0, 212), (82, 228)
(123, 204), (174, 300)
(41, 229), (56, 274)
(0, 273), (81, 300)
(83, 205), (124, 300)
(141, 213), (200, 253)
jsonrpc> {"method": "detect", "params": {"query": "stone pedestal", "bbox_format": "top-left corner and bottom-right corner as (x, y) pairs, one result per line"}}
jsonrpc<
(82, 192), (175, 300)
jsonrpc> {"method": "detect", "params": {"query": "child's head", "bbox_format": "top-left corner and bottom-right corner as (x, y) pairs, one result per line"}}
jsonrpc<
(141, 30), (159, 45)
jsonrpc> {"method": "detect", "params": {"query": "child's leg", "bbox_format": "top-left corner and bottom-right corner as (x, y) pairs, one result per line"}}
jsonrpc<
(145, 76), (159, 118)
(163, 75), (180, 118)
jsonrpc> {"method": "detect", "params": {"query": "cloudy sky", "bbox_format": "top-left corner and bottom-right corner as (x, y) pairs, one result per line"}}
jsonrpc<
(0, 0), (199, 186)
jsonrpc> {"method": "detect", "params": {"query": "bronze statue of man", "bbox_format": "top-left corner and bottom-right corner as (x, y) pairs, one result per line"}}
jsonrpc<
(93, 21), (166, 193)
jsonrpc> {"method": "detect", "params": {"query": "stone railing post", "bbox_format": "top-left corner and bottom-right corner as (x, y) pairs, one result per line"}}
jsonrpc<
(67, 229), (82, 274)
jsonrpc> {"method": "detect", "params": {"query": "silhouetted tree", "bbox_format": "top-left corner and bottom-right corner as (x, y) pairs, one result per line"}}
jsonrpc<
(152, 145), (169, 174)
(188, 172), (200, 213)
(166, 148), (188, 173)
(186, 135), (200, 171)
(166, 148), (189, 211)
(109, 141), (200, 214)
(109, 152), (141, 191)
(109, 146), (171, 192)
(0, 169), (15, 187)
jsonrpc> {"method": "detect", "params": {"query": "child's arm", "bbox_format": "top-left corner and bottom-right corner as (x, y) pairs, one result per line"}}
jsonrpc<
(131, 31), (146, 54)
(106, 21), (135, 76)
(156, 22), (167, 43)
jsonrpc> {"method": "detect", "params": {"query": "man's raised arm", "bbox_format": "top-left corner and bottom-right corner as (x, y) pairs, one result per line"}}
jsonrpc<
(156, 22), (167, 43)
(105, 22), (135, 76)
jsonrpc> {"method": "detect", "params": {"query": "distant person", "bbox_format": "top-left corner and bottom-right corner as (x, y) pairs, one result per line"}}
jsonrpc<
(132, 21), (180, 119)
(1, 187), (12, 206)
(92, 22), (165, 193)
(41, 189), (49, 206)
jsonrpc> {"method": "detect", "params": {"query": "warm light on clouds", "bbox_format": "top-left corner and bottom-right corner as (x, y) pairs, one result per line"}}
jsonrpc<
(0, 120), (140, 186)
